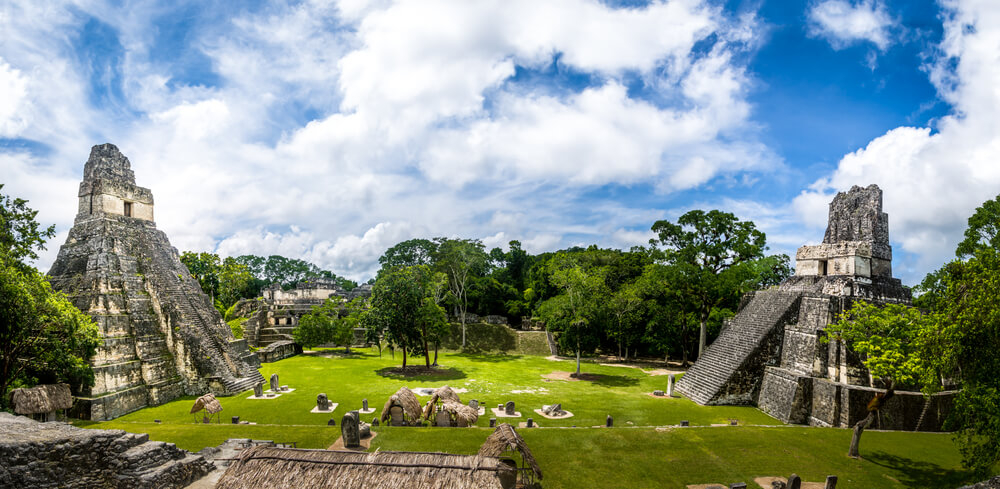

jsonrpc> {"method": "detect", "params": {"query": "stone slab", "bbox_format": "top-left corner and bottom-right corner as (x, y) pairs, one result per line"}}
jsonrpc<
(247, 393), (282, 400)
(533, 408), (574, 419)
(491, 408), (521, 418)
(309, 403), (339, 413)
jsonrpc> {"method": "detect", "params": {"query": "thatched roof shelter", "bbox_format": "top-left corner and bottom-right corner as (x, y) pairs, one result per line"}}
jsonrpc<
(190, 393), (223, 414)
(420, 385), (464, 420)
(425, 400), (479, 426)
(10, 384), (72, 415)
(215, 445), (516, 489)
(479, 423), (542, 483)
(380, 387), (422, 425)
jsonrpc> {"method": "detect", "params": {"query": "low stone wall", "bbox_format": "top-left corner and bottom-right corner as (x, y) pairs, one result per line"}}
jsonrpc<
(258, 340), (301, 363)
(0, 412), (213, 488)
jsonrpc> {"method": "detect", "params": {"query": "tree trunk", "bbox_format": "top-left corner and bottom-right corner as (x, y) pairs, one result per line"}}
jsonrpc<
(575, 341), (581, 376)
(433, 343), (439, 366)
(698, 313), (708, 360)
(421, 324), (431, 367)
(849, 412), (875, 458)
(461, 316), (466, 349)
(401, 347), (407, 369)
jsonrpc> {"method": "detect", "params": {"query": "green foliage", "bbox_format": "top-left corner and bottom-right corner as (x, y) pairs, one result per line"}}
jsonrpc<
(0, 183), (56, 266)
(378, 238), (438, 272)
(648, 209), (787, 359)
(956, 194), (1000, 258)
(824, 302), (932, 389)
(362, 265), (442, 367)
(293, 298), (354, 350)
(181, 252), (357, 308)
(0, 186), (99, 407)
(923, 248), (1000, 473)
(226, 317), (247, 339)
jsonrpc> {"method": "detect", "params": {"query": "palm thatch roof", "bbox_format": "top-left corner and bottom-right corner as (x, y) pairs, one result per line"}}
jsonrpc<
(479, 423), (542, 480)
(10, 384), (72, 415)
(380, 387), (422, 425)
(420, 386), (464, 420)
(190, 393), (223, 414)
(215, 445), (514, 489)
(423, 400), (479, 426)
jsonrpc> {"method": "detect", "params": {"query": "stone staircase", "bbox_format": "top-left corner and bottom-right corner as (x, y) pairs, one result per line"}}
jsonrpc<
(145, 244), (263, 396)
(0, 413), (214, 489)
(675, 290), (802, 405)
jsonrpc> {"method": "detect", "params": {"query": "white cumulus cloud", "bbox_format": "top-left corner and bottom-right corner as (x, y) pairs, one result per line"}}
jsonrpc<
(808, 0), (896, 51)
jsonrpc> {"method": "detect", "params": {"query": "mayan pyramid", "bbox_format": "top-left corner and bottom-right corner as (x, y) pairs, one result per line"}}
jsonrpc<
(48, 144), (263, 420)
(675, 185), (929, 427)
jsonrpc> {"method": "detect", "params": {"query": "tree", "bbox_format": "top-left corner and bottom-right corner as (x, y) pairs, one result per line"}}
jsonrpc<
(363, 265), (439, 368)
(649, 210), (769, 359)
(378, 238), (438, 272)
(180, 252), (221, 300)
(0, 186), (99, 408)
(295, 298), (339, 350)
(824, 302), (932, 458)
(955, 194), (1000, 258)
(537, 253), (608, 376)
(217, 257), (253, 310)
(921, 249), (1000, 473)
(434, 238), (487, 348)
(608, 281), (644, 360)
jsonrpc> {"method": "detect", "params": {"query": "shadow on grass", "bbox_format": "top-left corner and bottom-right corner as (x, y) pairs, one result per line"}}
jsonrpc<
(302, 350), (371, 360)
(865, 451), (977, 489)
(376, 366), (467, 381)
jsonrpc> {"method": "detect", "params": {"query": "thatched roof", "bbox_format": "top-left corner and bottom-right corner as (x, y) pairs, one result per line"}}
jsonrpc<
(433, 385), (461, 402)
(420, 386), (464, 420)
(423, 399), (479, 426)
(380, 387), (422, 424)
(479, 423), (542, 480)
(215, 445), (513, 489)
(10, 384), (72, 414)
(190, 393), (223, 414)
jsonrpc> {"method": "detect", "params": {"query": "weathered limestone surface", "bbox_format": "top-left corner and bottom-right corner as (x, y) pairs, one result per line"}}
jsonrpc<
(48, 144), (262, 420)
(0, 412), (213, 488)
(677, 185), (944, 430)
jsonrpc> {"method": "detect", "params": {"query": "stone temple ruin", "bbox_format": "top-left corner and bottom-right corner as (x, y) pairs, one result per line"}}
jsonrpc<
(675, 184), (953, 431)
(47, 144), (263, 420)
(236, 278), (371, 349)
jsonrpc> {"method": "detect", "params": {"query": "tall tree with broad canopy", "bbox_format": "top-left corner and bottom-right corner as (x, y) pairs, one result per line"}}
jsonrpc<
(378, 238), (438, 273)
(824, 302), (934, 458)
(0, 185), (100, 408)
(537, 253), (608, 376)
(649, 210), (770, 359)
(433, 238), (487, 348)
(362, 265), (442, 368)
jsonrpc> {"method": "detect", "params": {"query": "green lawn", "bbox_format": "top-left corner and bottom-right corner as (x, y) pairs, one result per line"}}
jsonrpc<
(76, 348), (990, 488)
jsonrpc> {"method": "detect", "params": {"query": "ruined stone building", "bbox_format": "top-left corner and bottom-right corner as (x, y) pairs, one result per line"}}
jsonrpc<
(237, 278), (371, 349)
(48, 144), (263, 420)
(675, 184), (953, 431)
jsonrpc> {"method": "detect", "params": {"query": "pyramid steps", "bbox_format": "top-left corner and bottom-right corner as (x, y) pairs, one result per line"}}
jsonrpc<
(675, 290), (802, 405)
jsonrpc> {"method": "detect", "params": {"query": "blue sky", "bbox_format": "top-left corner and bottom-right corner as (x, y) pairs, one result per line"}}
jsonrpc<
(2, 0), (999, 285)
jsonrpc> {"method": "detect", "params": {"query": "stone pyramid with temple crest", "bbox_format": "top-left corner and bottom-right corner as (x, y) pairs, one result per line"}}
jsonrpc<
(48, 144), (263, 420)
